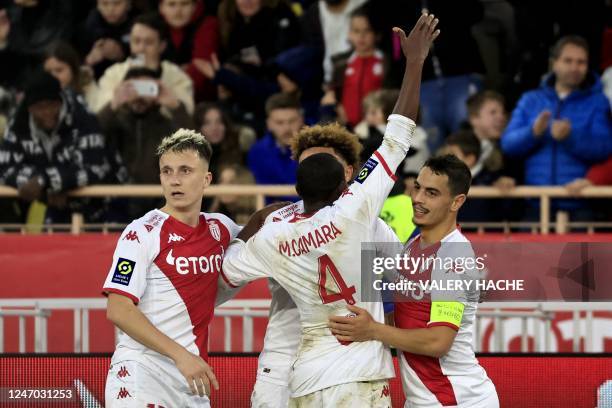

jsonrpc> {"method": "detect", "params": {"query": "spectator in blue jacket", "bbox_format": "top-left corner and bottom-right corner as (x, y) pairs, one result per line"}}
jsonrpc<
(247, 92), (302, 203)
(501, 35), (612, 217)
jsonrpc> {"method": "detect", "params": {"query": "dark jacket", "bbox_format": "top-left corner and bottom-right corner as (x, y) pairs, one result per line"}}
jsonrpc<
(222, 2), (300, 65)
(0, 92), (125, 193)
(76, 8), (134, 78)
(98, 104), (192, 184)
(162, 0), (219, 100)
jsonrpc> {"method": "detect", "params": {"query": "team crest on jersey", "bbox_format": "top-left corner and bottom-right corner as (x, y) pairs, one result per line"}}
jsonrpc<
(208, 220), (221, 241)
(111, 258), (136, 286)
(355, 157), (378, 184)
(144, 224), (154, 232)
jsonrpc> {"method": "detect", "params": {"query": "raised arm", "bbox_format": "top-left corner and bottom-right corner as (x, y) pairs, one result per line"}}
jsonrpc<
(392, 13), (440, 121)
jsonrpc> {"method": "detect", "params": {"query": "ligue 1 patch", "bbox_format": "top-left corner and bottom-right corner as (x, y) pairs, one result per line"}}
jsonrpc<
(111, 258), (136, 286)
(355, 157), (379, 184)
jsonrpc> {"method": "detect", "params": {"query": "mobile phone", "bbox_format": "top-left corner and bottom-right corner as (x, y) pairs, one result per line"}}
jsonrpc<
(131, 80), (158, 97)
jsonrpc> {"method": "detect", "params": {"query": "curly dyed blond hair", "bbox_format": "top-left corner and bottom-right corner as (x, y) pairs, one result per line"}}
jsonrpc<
(290, 123), (363, 170)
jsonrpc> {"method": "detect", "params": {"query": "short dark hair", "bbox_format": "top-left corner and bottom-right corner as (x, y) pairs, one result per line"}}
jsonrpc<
(132, 12), (169, 42)
(550, 35), (589, 60)
(124, 67), (161, 80)
(422, 154), (472, 196)
(445, 130), (481, 160)
(296, 153), (345, 203)
(265, 92), (301, 116)
(466, 90), (505, 118)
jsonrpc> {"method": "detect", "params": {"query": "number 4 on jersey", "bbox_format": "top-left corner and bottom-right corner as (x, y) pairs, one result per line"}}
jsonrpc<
(317, 255), (356, 305)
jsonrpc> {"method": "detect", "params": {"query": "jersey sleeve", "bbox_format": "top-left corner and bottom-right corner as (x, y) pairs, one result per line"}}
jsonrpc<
(336, 114), (415, 225)
(221, 232), (271, 288)
(102, 223), (153, 304)
(427, 241), (477, 331)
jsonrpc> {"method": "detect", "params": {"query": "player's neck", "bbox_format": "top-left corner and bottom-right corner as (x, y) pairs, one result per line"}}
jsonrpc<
(303, 201), (328, 215)
(419, 219), (457, 245)
(160, 205), (201, 228)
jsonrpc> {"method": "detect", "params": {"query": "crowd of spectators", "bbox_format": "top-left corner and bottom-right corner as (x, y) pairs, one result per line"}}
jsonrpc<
(0, 0), (610, 227)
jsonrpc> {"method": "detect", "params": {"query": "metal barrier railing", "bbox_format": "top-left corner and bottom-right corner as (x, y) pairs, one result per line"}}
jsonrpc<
(1, 185), (612, 234)
(1, 298), (611, 354)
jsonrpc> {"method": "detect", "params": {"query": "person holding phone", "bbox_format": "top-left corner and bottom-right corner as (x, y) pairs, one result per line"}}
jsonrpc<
(93, 12), (194, 114)
(98, 67), (193, 219)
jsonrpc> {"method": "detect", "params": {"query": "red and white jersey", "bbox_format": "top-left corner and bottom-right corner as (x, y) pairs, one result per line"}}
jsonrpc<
(102, 209), (240, 381)
(222, 118), (415, 397)
(256, 202), (401, 386)
(395, 229), (498, 407)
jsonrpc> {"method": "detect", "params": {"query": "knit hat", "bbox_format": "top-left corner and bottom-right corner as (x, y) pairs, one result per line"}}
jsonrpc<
(23, 71), (62, 107)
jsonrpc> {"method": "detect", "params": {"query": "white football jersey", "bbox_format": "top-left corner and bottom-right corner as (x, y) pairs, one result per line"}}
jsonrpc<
(102, 209), (240, 388)
(395, 229), (498, 407)
(257, 202), (401, 386)
(222, 120), (414, 397)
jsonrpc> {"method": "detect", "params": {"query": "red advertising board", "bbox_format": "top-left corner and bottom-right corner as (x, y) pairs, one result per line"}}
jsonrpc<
(0, 355), (611, 407)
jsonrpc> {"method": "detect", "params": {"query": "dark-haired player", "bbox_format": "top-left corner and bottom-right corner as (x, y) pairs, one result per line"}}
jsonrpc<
(329, 154), (499, 408)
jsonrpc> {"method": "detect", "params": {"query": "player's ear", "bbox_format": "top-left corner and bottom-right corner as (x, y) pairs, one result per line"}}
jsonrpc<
(450, 194), (467, 212)
(203, 171), (212, 190)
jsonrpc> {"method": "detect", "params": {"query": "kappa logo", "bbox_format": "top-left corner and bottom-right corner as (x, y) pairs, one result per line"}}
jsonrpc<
(208, 220), (221, 241)
(117, 366), (130, 378)
(381, 384), (390, 398)
(117, 387), (132, 399)
(168, 233), (184, 243)
(144, 224), (154, 232)
(123, 230), (140, 243)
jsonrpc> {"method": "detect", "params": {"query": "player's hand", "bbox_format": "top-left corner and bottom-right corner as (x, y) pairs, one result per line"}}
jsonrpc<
(532, 110), (551, 137)
(395, 12), (440, 65)
(237, 201), (292, 242)
(174, 350), (219, 397)
(328, 304), (378, 342)
(551, 119), (571, 141)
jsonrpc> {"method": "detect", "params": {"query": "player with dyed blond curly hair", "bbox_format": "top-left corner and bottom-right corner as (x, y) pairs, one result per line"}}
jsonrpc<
(249, 122), (401, 408)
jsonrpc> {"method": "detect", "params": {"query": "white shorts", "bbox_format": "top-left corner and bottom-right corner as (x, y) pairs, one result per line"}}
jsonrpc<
(289, 380), (391, 408)
(404, 391), (499, 408)
(105, 360), (210, 408)
(251, 379), (290, 408)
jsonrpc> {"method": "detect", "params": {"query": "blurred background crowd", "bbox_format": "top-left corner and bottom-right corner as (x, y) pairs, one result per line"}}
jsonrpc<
(0, 0), (610, 231)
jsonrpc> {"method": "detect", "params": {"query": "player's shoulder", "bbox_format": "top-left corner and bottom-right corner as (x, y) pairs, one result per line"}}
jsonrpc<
(203, 212), (237, 228)
(440, 228), (475, 258)
(264, 201), (303, 224)
(202, 212), (242, 239)
(121, 209), (168, 240)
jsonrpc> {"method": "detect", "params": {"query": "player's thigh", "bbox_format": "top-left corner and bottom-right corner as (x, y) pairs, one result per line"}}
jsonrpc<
(105, 360), (174, 407)
(251, 379), (290, 408)
(290, 381), (391, 408)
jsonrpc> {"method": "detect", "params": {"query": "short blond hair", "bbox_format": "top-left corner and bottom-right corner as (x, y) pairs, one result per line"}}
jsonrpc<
(156, 128), (213, 162)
